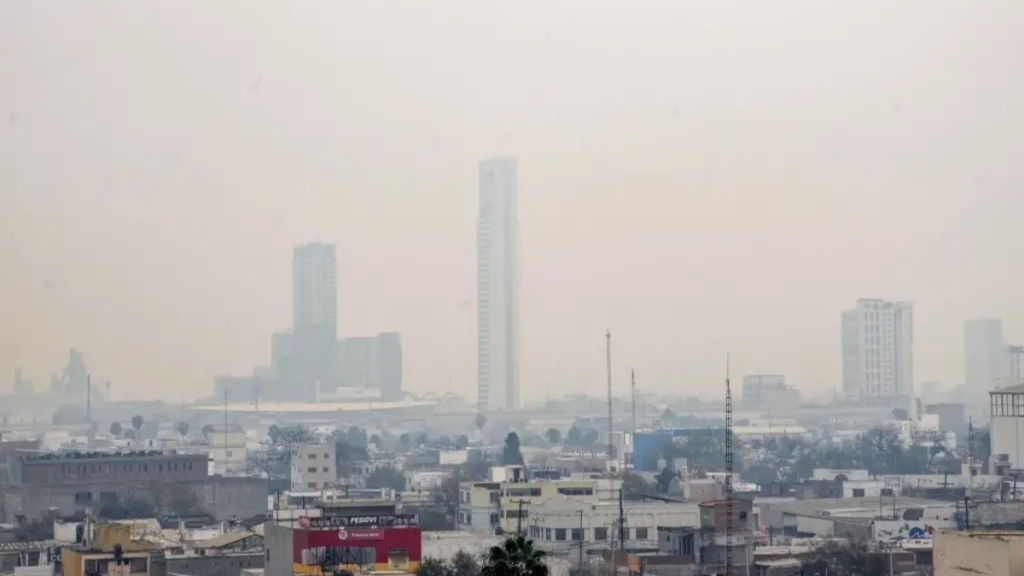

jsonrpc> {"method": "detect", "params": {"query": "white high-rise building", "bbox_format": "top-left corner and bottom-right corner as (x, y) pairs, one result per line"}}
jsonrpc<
(964, 318), (1005, 390)
(292, 242), (338, 390)
(476, 157), (521, 412)
(841, 299), (914, 402)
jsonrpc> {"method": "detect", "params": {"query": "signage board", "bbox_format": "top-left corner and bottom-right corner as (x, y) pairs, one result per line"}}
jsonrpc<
(307, 513), (418, 529)
(338, 529), (383, 541)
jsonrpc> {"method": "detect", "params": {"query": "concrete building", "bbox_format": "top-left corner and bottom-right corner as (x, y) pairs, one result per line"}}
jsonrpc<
(457, 471), (612, 535)
(476, 157), (521, 412)
(933, 530), (1024, 576)
(290, 444), (337, 491)
(59, 524), (154, 576)
(337, 333), (402, 400)
(841, 298), (914, 404)
(990, 384), (1024, 470)
(527, 495), (700, 555)
(741, 375), (800, 407)
(292, 242), (338, 391)
(207, 430), (248, 476)
(965, 318), (1006, 391)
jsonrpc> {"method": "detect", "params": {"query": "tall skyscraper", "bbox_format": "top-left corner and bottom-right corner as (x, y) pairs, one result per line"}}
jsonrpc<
(292, 242), (338, 391)
(476, 157), (521, 411)
(841, 299), (914, 402)
(964, 318), (1005, 390)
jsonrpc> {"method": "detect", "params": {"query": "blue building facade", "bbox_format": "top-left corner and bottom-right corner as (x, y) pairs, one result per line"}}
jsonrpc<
(633, 428), (726, 471)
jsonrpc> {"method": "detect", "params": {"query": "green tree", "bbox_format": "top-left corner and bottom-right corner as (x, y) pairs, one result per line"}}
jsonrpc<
(482, 535), (549, 576)
(566, 426), (583, 446)
(475, 414), (487, 432)
(202, 423), (215, 437)
(800, 538), (887, 576)
(175, 421), (190, 438)
(399, 433), (412, 450)
(109, 422), (122, 437)
(451, 550), (481, 576)
(124, 429), (137, 441)
(620, 471), (653, 495)
(131, 415), (144, 435)
(502, 432), (524, 466)
(455, 434), (470, 449)
(544, 429), (562, 445)
(419, 558), (452, 576)
(366, 467), (406, 491)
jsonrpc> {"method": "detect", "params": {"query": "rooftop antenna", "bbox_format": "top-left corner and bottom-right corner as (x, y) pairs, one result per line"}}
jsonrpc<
(606, 330), (614, 467)
(725, 352), (734, 576)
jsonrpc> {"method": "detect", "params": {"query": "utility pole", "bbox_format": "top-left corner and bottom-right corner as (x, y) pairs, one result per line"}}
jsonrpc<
(606, 330), (614, 466)
(511, 499), (529, 536)
(618, 485), (625, 551)
(578, 509), (584, 566)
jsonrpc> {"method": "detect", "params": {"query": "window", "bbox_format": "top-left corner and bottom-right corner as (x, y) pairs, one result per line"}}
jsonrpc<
(159, 464), (164, 472)
(739, 511), (747, 520)
(571, 529), (582, 541)
(635, 528), (648, 540)
(490, 513), (499, 526)
(323, 467), (329, 472)
(545, 529), (552, 541)
(308, 467), (318, 473)
(226, 451), (234, 458)
(307, 482), (317, 488)
(555, 529), (567, 541)
(594, 527), (608, 541)
(324, 453), (330, 459)
(308, 454), (318, 459)
(852, 488), (866, 498)
(129, 558), (148, 572)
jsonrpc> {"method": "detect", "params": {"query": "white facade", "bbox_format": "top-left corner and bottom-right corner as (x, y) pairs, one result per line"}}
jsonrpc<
(841, 299), (914, 402)
(208, 431), (248, 475)
(965, 318), (1005, 391)
(476, 157), (521, 412)
(990, 386), (1024, 470)
(526, 495), (699, 555)
(289, 444), (337, 490)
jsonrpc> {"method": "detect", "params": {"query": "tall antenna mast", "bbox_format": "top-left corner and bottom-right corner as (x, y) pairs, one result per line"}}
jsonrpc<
(631, 370), (637, 436)
(725, 353), (734, 576)
(606, 330), (614, 467)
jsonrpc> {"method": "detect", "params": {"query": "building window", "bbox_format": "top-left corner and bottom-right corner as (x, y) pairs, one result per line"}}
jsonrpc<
(853, 488), (866, 497)
(635, 528), (648, 540)
(308, 454), (317, 459)
(307, 482), (317, 489)
(324, 453), (330, 459)
(308, 467), (318, 473)
(594, 527), (608, 541)
(571, 529), (582, 541)
(546, 529), (552, 541)
(226, 451), (234, 458)
(159, 464), (164, 472)
(129, 557), (148, 572)
(739, 511), (747, 520)
(555, 529), (567, 541)
(323, 467), (329, 472)
(490, 513), (499, 526)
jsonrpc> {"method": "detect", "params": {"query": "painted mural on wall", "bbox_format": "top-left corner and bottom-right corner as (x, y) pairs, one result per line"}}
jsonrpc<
(872, 520), (952, 542)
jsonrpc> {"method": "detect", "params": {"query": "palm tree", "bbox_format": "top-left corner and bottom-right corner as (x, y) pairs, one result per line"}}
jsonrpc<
(109, 422), (122, 438)
(482, 535), (548, 576)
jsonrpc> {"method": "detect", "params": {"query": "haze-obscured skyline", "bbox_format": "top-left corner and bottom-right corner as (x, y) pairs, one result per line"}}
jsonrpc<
(1, 1), (1019, 402)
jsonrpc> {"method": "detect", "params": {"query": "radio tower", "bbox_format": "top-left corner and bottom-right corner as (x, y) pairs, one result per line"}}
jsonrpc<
(724, 353), (734, 576)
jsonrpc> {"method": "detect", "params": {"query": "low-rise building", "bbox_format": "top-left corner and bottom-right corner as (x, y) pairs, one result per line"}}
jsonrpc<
(934, 530), (1024, 576)
(59, 523), (158, 576)
(289, 445), (336, 491)
(207, 430), (248, 476)
(457, 470), (609, 535)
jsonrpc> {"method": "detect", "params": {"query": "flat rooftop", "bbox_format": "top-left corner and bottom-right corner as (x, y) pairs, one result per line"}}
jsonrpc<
(758, 497), (952, 517)
(188, 400), (437, 413)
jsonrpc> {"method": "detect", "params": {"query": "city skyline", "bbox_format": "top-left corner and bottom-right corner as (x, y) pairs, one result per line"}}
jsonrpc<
(1, 2), (1018, 402)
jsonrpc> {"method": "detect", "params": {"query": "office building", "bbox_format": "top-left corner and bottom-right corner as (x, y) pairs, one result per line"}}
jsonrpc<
(741, 374), (800, 407)
(337, 333), (403, 401)
(476, 157), (521, 412)
(964, 318), (1005, 391)
(292, 243), (338, 391)
(841, 299), (914, 402)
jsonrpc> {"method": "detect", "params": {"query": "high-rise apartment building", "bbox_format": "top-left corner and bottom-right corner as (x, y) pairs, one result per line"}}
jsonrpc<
(476, 157), (521, 412)
(292, 243), (338, 391)
(841, 299), (914, 402)
(336, 333), (403, 401)
(1007, 346), (1024, 389)
(964, 318), (1005, 391)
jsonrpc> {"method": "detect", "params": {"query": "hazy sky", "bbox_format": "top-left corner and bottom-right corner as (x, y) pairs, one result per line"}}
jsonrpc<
(1, 1), (1019, 403)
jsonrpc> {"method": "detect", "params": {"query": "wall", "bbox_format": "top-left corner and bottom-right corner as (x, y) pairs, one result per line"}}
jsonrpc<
(263, 523), (294, 576)
(2, 477), (267, 522)
(933, 531), (1024, 576)
(151, 553), (264, 576)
